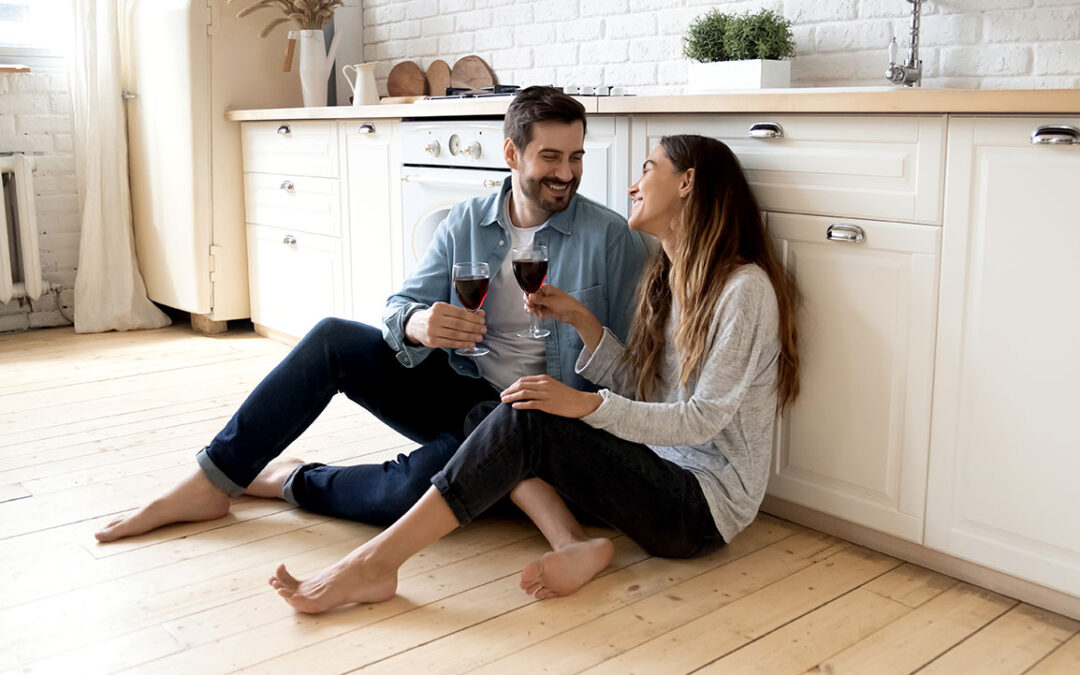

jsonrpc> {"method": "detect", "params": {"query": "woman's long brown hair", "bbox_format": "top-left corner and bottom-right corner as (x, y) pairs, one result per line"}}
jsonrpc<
(625, 135), (800, 410)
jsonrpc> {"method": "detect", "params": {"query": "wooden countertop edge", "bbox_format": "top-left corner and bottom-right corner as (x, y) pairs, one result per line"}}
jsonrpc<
(226, 88), (1080, 121)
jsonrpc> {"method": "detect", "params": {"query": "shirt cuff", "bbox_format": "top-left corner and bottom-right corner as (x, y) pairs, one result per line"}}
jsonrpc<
(575, 327), (623, 382)
(382, 302), (433, 367)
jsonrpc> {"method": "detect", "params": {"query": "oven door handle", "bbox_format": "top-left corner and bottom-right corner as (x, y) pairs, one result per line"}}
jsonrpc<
(401, 174), (504, 189)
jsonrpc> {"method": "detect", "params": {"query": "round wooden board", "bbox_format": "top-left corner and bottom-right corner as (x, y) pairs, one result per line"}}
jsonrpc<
(450, 55), (496, 90)
(426, 59), (451, 97)
(387, 60), (427, 97)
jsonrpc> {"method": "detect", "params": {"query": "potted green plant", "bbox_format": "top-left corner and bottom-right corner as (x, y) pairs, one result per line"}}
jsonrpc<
(683, 9), (796, 91)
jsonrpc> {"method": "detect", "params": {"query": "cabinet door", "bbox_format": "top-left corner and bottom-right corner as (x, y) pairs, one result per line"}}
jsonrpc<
(926, 116), (1080, 595)
(580, 116), (631, 218)
(768, 212), (940, 542)
(343, 120), (398, 326)
(246, 224), (345, 340)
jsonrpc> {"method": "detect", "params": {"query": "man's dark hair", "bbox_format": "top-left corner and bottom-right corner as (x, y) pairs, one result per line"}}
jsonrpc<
(503, 86), (587, 152)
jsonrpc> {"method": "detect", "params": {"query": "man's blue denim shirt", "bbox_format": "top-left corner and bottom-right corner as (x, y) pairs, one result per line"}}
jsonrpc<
(382, 177), (650, 393)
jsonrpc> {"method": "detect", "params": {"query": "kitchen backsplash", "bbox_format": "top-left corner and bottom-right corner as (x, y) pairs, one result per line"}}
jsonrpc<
(0, 70), (77, 332)
(360, 0), (1080, 93)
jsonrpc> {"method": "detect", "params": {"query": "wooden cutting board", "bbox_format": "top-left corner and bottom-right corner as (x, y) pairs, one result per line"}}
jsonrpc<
(387, 61), (427, 97)
(426, 59), (451, 97)
(450, 55), (496, 90)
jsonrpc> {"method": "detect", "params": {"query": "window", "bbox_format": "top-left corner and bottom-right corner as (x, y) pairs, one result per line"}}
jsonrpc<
(0, 0), (69, 70)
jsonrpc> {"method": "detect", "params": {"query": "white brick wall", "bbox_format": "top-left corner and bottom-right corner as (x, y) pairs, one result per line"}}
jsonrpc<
(0, 70), (78, 333)
(362, 0), (1080, 93)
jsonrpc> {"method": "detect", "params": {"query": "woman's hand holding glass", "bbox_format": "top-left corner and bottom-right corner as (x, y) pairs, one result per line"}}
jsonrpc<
(500, 375), (602, 419)
(525, 285), (604, 354)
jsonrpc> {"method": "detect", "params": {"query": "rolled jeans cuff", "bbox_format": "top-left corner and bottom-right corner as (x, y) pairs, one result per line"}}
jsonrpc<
(281, 462), (324, 507)
(431, 470), (473, 527)
(196, 447), (246, 498)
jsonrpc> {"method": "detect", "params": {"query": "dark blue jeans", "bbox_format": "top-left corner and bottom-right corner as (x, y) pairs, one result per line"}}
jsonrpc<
(432, 404), (725, 558)
(196, 317), (498, 524)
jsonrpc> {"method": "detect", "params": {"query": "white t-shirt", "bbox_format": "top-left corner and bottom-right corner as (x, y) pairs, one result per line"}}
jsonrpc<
(474, 194), (547, 391)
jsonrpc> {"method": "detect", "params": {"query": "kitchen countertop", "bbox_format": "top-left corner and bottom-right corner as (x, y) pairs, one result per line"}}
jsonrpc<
(225, 88), (1080, 122)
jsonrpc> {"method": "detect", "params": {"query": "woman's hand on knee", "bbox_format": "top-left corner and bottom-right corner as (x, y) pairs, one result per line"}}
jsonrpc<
(500, 375), (602, 419)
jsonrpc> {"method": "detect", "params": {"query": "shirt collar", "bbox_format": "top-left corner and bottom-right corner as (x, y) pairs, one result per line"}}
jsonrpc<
(482, 175), (575, 236)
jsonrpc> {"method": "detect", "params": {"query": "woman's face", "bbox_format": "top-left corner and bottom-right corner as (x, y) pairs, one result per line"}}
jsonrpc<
(627, 145), (689, 243)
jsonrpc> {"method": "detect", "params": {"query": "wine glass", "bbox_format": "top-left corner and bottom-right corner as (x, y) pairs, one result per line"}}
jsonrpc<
(452, 262), (490, 357)
(512, 244), (550, 339)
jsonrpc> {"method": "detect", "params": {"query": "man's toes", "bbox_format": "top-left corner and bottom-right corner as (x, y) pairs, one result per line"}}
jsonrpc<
(273, 564), (301, 591)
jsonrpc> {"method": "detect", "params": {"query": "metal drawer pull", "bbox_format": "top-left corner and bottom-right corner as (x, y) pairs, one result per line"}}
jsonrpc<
(276, 124), (291, 136)
(749, 122), (783, 139)
(280, 180), (295, 192)
(1030, 125), (1079, 145)
(826, 224), (865, 243)
(283, 235), (297, 246)
(401, 174), (502, 189)
(357, 123), (375, 134)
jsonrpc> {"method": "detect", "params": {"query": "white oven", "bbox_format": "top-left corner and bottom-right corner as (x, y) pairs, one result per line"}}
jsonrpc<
(399, 120), (510, 279)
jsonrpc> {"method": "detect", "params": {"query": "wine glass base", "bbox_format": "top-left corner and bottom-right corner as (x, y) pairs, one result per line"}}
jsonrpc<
(455, 346), (490, 357)
(515, 328), (550, 339)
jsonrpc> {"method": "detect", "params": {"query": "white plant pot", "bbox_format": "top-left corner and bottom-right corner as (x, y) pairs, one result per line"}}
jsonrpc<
(686, 59), (791, 92)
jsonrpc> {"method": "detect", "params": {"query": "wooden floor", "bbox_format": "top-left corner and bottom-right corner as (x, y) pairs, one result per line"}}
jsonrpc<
(2, 324), (1079, 675)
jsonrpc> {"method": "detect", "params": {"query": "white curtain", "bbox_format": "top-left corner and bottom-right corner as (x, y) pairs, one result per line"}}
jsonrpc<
(69, 0), (169, 333)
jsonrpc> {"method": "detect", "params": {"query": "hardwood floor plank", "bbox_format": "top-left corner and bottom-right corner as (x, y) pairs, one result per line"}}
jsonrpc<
(1027, 632), (1080, 674)
(0, 481), (29, 502)
(863, 562), (958, 608)
(580, 545), (902, 674)
(15, 625), (184, 675)
(809, 583), (1017, 674)
(918, 603), (1079, 675)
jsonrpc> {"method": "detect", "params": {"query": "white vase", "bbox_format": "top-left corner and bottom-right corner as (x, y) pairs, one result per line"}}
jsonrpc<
(298, 29), (342, 107)
(686, 59), (791, 92)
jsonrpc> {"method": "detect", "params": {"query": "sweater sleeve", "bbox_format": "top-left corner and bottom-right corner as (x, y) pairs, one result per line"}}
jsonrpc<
(574, 327), (638, 398)
(581, 271), (777, 447)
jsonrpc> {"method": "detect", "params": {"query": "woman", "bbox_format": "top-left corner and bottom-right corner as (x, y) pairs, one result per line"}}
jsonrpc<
(266, 135), (800, 613)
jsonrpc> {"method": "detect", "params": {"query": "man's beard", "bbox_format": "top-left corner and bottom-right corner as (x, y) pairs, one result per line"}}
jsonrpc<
(520, 175), (579, 214)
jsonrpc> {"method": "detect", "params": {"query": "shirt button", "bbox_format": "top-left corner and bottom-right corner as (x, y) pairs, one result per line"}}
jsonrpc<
(499, 240), (504, 246)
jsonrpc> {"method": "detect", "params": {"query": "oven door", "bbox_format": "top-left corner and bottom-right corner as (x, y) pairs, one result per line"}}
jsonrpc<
(400, 167), (509, 279)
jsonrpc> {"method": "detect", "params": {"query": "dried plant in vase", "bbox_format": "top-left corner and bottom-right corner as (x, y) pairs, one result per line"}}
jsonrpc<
(228, 0), (345, 38)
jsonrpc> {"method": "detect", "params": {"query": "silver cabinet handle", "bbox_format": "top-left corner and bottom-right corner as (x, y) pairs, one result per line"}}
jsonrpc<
(121, 90), (136, 100)
(280, 180), (295, 192)
(357, 123), (375, 134)
(1030, 125), (1079, 145)
(826, 224), (865, 243)
(276, 124), (291, 136)
(749, 122), (783, 139)
(401, 174), (503, 189)
(283, 235), (297, 246)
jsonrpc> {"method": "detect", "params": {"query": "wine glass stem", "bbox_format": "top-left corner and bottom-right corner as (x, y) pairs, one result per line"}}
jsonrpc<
(530, 313), (540, 336)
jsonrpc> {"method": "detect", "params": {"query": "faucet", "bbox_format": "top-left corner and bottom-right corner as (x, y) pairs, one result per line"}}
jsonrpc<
(885, 0), (922, 86)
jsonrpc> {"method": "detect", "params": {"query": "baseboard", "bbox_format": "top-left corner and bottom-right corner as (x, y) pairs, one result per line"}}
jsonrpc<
(761, 495), (1080, 622)
(253, 323), (300, 345)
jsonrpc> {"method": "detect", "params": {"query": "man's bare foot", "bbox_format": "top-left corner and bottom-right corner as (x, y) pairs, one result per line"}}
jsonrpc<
(245, 457), (304, 499)
(268, 548), (398, 614)
(519, 537), (614, 600)
(94, 469), (231, 543)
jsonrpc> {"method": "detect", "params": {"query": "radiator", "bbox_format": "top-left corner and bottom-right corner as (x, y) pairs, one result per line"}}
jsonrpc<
(0, 153), (43, 304)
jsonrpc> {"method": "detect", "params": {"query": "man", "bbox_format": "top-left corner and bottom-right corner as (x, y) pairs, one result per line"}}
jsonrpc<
(95, 86), (649, 542)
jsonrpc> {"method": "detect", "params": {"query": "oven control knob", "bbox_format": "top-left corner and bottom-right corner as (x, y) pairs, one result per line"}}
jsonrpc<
(463, 141), (481, 160)
(424, 139), (440, 157)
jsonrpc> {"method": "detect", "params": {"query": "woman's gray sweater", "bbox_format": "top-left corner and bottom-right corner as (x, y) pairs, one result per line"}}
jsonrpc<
(577, 264), (782, 542)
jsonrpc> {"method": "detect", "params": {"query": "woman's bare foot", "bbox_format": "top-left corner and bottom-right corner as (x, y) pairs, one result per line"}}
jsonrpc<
(268, 548), (399, 614)
(520, 537), (614, 600)
(94, 469), (231, 543)
(245, 457), (304, 499)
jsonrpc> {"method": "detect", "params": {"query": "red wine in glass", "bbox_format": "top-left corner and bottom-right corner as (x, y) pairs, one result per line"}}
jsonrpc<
(451, 262), (490, 357)
(511, 244), (550, 338)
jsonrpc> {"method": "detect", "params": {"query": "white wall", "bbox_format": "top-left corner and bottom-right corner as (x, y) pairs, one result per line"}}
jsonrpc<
(0, 70), (77, 332)
(360, 0), (1080, 93)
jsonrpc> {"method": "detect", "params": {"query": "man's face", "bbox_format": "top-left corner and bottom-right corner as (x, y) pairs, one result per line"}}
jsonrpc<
(505, 120), (585, 214)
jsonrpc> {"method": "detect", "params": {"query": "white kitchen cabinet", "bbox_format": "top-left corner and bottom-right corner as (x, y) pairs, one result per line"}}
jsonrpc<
(925, 116), (1080, 596)
(581, 116), (631, 218)
(767, 213), (940, 542)
(246, 224), (346, 340)
(342, 120), (399, 327)
(631, 115), (946, 225)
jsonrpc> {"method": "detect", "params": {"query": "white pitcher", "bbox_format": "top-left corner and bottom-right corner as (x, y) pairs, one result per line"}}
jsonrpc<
(343, 62), (379, 106)
(298, 29), (342, 107)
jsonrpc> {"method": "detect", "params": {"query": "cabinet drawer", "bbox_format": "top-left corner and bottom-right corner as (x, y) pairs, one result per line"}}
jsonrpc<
(635, 115), (946, 224)
(246, 224), (346, 340)
(244, 173), (341, 237)
(241, 121), (339, 178)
